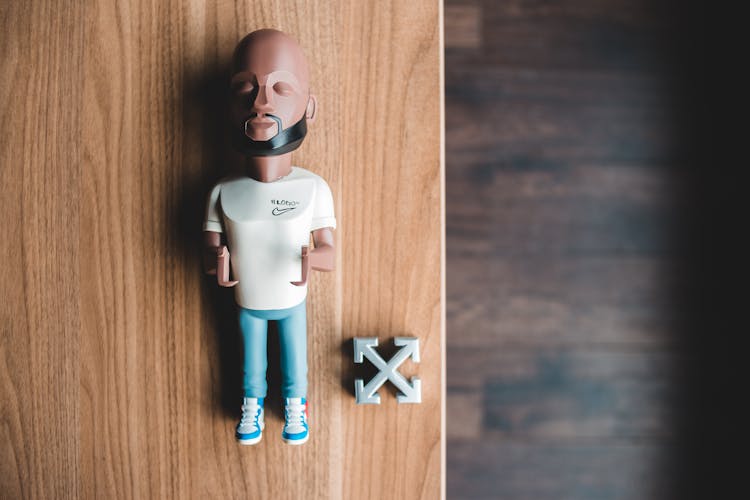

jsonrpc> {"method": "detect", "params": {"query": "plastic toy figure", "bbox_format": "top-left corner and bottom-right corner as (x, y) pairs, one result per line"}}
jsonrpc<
(203, 29), (336, 445)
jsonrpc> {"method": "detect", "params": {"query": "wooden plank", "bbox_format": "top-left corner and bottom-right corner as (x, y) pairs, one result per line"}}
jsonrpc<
(0, 1), (84, 498)
(445, 0), (670, 72)
(338, 1), (444, 498)
(446, 164), (681, 348)
(447, 255), (680, 348)
(447, 441), (676, 500)
(443, 1), (682, 498)
(446, 391), (483, 440)
(446, 69), (676, 167)
(445, 5), (482, 49)
(1, 0), (444, 498)
(448, 349), (682, 440)
(447, 165), (680, 257)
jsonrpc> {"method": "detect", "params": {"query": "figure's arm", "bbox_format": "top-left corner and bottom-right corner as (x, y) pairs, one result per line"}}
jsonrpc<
(203, 230), (221, 275)
(203, 183), (224, 275)
(292, 175), (336, 286)
(204, 230), (237, 287)
(291, 227), (335, 286)
(202, 183), (237, 287)
(310, 227), (335, 272)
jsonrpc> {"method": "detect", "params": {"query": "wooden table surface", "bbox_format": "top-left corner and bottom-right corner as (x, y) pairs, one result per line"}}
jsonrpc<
(0, 1), (444, 499)
(444, 1), (683, 498)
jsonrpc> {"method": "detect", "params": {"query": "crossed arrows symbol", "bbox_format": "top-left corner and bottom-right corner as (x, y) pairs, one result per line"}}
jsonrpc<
(353, 337), (421, 404)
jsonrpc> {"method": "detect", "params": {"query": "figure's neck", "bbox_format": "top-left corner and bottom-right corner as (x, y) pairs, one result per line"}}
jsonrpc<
(245, 153), (293, 182)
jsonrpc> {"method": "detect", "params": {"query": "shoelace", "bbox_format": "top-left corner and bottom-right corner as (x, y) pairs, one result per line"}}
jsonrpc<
(240, 401), (261, 428)
(285, 403), (306, 426)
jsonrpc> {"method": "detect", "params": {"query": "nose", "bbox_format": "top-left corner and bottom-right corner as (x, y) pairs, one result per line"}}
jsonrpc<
(252, 85), (274, 114)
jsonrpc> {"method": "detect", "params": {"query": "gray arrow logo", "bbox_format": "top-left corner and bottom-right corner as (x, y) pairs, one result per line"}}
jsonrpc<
(353, 337), (421, 404)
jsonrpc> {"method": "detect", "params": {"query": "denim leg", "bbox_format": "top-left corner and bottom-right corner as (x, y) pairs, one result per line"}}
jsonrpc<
(277, 301), (308, 398)
(238, 308), (268, 398)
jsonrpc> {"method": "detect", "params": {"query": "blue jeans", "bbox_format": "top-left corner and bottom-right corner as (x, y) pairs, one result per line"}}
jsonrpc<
(238, 299), (307, 398)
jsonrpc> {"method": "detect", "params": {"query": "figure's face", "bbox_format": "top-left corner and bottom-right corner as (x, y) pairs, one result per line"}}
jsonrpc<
(229, 35), (310, 142)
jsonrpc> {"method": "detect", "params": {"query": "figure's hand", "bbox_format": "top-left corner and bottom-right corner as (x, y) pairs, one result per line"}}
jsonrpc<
(217, 245), (238, 287)
(291, 246), (310, 286)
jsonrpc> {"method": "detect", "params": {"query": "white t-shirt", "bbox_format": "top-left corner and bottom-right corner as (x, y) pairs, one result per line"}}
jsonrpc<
(203, 167), (336, 310)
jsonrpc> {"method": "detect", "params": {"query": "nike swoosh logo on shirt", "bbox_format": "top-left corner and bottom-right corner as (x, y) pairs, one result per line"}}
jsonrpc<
(272, 207), (296, 216)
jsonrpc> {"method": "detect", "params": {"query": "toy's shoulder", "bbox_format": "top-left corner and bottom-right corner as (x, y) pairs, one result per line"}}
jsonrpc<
(291, 167), (330, 188)
(212, 174), (245, 189)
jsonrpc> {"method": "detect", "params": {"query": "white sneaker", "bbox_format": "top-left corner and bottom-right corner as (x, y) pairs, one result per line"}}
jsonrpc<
(282, 397), (309, 445)
(236, 397), (264, 445)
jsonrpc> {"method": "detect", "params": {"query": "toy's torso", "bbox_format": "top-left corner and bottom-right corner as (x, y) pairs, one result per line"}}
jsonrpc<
(217, 167), (334, 310)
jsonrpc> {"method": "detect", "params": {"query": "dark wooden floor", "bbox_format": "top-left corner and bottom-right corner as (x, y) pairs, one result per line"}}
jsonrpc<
(444, 1), (685, 498)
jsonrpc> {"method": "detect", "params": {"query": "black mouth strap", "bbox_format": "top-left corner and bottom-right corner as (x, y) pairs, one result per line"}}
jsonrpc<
(233, 116), (308, 157)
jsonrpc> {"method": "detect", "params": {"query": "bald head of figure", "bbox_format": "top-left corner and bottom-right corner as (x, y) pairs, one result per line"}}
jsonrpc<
(232, 30), (311, 89)
(229, 29), (317, 156)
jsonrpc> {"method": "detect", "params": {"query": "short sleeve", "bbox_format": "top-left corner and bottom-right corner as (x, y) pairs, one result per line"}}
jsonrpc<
(311, 177), (336, 231)
(203, 183), (224, 233)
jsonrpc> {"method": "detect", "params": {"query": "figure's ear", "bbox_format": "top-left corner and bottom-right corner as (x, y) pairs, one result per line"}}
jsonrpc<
(306, 94), (317, 123)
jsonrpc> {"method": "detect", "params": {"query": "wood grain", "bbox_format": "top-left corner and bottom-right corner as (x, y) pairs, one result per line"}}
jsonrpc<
(1, 1), (444, 498)
(447, 255), (680, 349)
(0, 2), (84, 498)
(448, 442), (676, 500)
(446, 0), (669, 72)
(446, 68), (676, 168)
(449, 349), (682, 440)
(445, 0), (682, 498)
(445, 5), (481, 49)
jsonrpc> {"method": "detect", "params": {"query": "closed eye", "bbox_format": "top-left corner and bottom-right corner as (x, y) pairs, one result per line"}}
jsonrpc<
(233, 81), (255, 94)
(273, 82), (295, 96)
